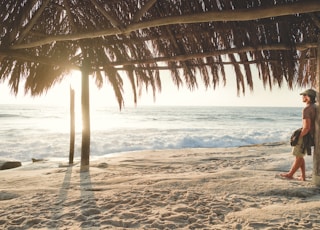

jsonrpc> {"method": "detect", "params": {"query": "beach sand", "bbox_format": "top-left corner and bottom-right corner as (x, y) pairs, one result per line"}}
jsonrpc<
(1, 142), (320, 229)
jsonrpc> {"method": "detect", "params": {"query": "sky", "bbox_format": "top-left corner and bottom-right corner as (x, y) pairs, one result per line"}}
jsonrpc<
(0, 68), (309, 108)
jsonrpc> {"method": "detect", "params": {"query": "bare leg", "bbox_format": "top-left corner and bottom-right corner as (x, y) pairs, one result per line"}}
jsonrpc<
(280, 157), (303, 179)
(298, 158), (306, 181)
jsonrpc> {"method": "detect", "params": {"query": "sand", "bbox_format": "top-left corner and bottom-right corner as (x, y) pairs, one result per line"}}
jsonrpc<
(1, 142), (320, 230)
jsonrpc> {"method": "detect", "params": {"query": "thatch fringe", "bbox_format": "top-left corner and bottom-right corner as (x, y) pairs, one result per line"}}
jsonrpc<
(0, 0), (319, 104)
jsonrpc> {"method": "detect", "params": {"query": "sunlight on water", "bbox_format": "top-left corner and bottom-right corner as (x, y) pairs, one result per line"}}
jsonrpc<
(0, 104), (301, 162)
(42, 105), (126, 133)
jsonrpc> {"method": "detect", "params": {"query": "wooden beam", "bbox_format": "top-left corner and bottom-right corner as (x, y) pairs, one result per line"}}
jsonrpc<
(110, 43), (318, 66)
(14, 0), (51, 44)
(90, 0), (124, 32)
(80, 63), (91, 172)
(111, 56), (317, 71)
(69, 86), (75, 165)
(313, 35), (320, 186)
(133, 0), (157, 22)
(11, 1), (320, 49)
(1, 42), (317, 71)
(63, 0), (76, 29)
(26, 16), (303, 46)
(0, 49), (80, 70)
(310, 13), (320, 29)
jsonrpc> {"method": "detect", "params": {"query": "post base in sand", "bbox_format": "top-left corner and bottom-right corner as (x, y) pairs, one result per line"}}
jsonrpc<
(80, 165), (89, 172)
(312, 174), (320, 186)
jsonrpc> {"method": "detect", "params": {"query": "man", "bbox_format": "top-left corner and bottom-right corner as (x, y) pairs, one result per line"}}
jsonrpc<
(280, 89), (317, 181)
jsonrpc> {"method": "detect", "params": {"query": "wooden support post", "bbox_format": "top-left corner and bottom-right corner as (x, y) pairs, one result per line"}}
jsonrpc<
(313, 36), (320, 186)
(80, 66), (91, 172)
(69, 86), (75, 164)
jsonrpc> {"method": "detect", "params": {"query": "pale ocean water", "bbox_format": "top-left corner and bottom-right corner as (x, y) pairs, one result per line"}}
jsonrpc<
(0, 104), (302, 163)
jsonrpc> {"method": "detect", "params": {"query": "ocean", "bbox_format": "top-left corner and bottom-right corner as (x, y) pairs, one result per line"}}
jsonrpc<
(0, 104), (301, 163)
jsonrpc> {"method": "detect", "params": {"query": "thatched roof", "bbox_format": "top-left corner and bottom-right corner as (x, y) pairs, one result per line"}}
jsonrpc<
(1, 0), (320, 106)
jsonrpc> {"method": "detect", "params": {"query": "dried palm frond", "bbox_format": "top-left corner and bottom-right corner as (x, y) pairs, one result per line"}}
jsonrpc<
(0, 0), (319, 106)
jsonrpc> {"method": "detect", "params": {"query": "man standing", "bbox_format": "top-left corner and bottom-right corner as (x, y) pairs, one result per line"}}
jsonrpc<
(280, 89), (317, 181)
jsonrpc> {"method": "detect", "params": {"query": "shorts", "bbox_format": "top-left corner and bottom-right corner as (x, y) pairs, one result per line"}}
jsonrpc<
(292, 136), (305, 157)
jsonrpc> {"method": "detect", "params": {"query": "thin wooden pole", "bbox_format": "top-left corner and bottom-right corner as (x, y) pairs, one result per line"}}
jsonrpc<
(313, 36), (320, 186)
(69, 86), (75, 164)
(80, 66), (90, 172)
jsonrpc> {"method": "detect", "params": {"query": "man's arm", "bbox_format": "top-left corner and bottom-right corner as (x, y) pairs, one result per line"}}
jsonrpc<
(300, 118), (311, 137)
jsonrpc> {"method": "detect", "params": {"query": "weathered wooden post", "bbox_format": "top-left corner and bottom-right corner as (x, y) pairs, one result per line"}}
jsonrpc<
(69, 86), (75, 164)
(80, 64), (91, 172)
(313, 36), (320, 186)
